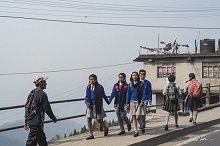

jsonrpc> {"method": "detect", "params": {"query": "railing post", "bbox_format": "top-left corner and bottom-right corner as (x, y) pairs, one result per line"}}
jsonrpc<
(219, 85), (220, 102)
(206, 83), (210, 106)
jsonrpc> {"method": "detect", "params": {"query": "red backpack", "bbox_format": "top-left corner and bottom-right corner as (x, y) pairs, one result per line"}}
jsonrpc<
(188, 80), (201, 98)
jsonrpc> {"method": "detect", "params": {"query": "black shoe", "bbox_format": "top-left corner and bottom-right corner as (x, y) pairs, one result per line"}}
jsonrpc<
(165, 125), (168, 131)
(104, 127), (108, 136)
(175, 124), (179, 128)
(127, 124), (131, 131)
(86, 135), (94, 140)
(141, 128), (145, 134)
(118, 131), (125, 135)
(193, 122), (197, 125)
(133, 133), (139, 137)
(189, 118), (193, 122)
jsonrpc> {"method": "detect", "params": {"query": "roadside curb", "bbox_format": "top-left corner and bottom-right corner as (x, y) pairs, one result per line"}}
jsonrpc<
(129, 102), (220, 146)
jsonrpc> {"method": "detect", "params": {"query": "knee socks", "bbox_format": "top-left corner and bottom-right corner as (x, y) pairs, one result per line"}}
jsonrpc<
(193, 111), (198, 122)
(88, 123), (93, 136)
(165, 112), (171, 125)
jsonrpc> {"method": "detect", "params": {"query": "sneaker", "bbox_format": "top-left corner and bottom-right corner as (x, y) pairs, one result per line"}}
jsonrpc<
(175, 124), (179, 128)
(193, 122), (197, 125)
(86, 135), (94, 140)
(118, 131), (125, 135)
(189, 118), (193, 122)
(127, 124), (131, 131)
(165, 125), (168, 131)
(133, 133), (139, 137)
(104, 127), (108, 136)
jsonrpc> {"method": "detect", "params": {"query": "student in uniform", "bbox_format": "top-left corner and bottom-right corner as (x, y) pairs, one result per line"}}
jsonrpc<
(85, 74), (110, 140)
(126, 71), (146, 137)
(163, 74), (182, 130)
(109, 73), (131, 135)
(184, 73), (203, 125)
(139, 69), (152, 129)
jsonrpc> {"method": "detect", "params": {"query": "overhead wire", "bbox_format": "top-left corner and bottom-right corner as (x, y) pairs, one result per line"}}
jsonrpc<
(0, 62), (135, 76)
(1, 15), (220, 30)
(2, 5), (220, 18)
(2, 10), (220, 19)
(2, 0), (220, 13)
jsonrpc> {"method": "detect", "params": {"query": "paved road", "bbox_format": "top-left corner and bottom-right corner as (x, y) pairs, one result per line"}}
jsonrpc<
(49, 106), (220, 146)
(160, 124), (220, 146)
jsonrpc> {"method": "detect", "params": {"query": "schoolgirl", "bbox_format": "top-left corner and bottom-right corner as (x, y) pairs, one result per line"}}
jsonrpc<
(85, 74), (110, 140)
(126, 71), (146, 137)
(163, 74), (182, 130)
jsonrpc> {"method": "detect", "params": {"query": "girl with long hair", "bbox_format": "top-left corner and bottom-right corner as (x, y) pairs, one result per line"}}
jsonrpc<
(85, 74), (110, 140)
(126, 71), (146, 137)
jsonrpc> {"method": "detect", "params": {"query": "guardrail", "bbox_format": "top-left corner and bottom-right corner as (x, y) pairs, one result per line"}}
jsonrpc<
(0, 100), (164, 132)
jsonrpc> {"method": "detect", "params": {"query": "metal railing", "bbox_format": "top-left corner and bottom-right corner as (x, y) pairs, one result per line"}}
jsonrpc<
(0, 83), (220, 133)
(0, 97), (164, 132)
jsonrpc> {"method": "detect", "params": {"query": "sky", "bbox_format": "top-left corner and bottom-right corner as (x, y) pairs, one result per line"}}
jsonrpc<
(0, 0), (220, 127)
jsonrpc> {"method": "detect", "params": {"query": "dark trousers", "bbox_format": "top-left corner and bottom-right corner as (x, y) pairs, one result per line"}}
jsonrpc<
(26, 125), (47, 146)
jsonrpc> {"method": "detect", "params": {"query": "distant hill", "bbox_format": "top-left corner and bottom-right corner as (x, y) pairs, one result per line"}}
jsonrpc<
(0, 135), (23, 146)
(0, 118), (82, 146)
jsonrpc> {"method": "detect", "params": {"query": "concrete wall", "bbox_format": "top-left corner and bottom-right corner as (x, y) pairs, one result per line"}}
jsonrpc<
(143, 58), (220, 91)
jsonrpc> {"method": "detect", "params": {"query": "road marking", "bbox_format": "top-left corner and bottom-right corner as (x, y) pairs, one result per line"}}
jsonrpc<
(175, 129), (220, 146)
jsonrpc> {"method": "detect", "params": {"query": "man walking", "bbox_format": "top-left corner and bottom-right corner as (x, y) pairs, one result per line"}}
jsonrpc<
(139, 69), (152, 128)
(24, 76), (57, 146)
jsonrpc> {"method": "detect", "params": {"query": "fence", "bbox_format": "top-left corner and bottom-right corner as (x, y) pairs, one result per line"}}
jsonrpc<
(204, 83), (220, 105)
(0, 83), (219, 133)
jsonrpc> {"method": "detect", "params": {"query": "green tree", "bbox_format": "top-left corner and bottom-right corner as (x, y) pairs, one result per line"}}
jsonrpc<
(108, 120), (112, 127)
(64, 133), (67, 138)
(92, 121), (96, 131)
(80, 125), (87, 134)
(73, 129), (77, 135)
(112, 119), (116, 126)
(54, 134), (61, 139)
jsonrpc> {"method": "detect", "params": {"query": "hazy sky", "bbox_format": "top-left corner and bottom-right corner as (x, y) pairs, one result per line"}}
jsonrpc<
(0, 0), (220, 127)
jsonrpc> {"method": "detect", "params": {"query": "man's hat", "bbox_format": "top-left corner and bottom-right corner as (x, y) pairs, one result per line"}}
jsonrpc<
(33, 76), (48, 84)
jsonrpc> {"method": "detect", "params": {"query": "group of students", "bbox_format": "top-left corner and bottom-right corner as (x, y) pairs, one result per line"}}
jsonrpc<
(85, 69), (152, 140)
(162, 73), (203, 131)
(23, 71), (202, 145)
(84, 71), (203, 140)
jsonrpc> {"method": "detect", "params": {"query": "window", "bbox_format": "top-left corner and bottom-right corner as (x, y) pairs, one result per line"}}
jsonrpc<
(202, 62), (220, 78)
(157, 63), (176, 78)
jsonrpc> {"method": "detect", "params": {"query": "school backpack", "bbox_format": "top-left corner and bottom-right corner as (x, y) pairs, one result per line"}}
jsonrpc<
(166, 83), (178, 101)
(188, 80), (201, 98)
(24, 89), (37, 120)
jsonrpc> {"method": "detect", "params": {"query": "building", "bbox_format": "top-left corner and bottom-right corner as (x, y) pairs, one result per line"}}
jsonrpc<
(134, 43), (220, 111)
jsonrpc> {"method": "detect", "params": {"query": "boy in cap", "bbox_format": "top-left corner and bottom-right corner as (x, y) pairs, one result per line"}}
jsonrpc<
(24, 76), (57, 146)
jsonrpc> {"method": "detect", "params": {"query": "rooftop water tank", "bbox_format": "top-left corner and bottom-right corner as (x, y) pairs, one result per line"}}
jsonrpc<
(200, 39), (215, 54)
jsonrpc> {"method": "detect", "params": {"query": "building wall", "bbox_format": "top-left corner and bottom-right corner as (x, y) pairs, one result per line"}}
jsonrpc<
(143, 58), (220, 91)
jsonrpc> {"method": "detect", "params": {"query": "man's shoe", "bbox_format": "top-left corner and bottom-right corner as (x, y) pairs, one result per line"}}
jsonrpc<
(189, 118), (193, 122)
(118, 131), (125, 135)
(141, 128), (145, 134)
(193, 122), (197, 125)
(86, 135), (94, 140)
(104, 127), (108, 136)
(165, 125), (168, 131)
(175, 124), (179, 128)
(127, 124), (131, 131)
(133, 133), (139, 137)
